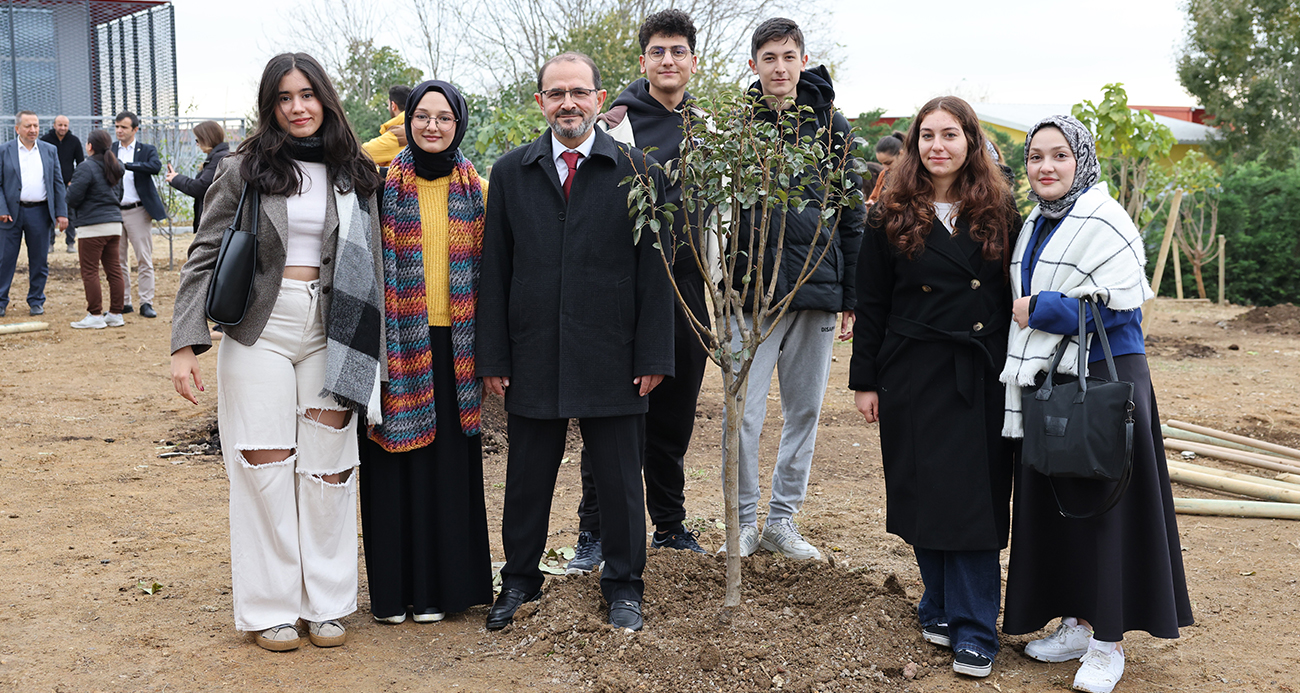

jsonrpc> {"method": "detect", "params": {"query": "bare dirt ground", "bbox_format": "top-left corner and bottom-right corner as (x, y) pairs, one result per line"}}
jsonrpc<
(2, 238), (1298, 692)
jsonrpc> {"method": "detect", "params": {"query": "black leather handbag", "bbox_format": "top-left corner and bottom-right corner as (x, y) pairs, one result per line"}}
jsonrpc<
(1021, 297), (1135, 519)
(204, 184), (259, 326)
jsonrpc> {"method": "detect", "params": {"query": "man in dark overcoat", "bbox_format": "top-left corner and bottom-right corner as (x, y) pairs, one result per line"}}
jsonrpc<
(477, 51), (674, 633)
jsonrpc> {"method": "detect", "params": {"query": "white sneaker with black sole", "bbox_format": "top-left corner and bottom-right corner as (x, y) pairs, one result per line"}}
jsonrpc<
(1072, 647), (1124, 693)
(952, 648), (993, 677)
(1025, 620), (1093, 662)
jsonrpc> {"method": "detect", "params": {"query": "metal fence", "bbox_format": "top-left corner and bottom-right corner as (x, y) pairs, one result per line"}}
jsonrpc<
(0, 0), (176, 118)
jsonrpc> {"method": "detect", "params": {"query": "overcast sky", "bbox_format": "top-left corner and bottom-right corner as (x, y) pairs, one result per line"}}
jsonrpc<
(174, 0), (1195, 120)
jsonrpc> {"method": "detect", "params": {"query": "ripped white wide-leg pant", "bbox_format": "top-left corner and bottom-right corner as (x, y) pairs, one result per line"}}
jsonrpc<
(216, 278), (359, 632)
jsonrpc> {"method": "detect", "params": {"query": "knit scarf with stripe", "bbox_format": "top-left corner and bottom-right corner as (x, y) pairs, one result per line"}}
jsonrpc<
(368, 147), (485, 452)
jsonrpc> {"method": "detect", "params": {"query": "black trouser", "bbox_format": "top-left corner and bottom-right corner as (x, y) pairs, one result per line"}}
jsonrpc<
(577, 266), (710, 534)
(501, 413), (647, 604)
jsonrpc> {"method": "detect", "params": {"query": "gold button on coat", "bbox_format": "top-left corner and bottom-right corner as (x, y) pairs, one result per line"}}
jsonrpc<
(921, 285), (932, 292)
(970, 279), (981, 289)
(973, 322), (984, 331)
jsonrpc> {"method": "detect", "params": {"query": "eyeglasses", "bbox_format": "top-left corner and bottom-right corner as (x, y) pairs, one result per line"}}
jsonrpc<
(411, 113), (457, 129)
(645, 46), (692, 62)
(540, 88), (598, 103)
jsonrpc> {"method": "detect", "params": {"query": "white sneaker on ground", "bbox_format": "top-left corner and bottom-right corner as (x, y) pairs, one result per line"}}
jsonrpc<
(104, 312), (124, 327)
(306, 619), (346, 647)
(759, 519), (823, 560)
(716, 524), (762, 557)
(1072, 647), (1125, 693)
(70, 313), (107, 329)
(1025, 619), (1093, 662)
(373, 612), (406, 624)
(1029, 618), (1092, 663)
(253, 623), (300, 651)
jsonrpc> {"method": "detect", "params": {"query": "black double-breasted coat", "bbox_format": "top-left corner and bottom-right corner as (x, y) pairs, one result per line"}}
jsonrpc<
(476, 129), (674, 419)
(849, 216), (1017, 551)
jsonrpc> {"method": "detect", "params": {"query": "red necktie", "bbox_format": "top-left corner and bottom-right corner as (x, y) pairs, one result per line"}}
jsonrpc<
(561, 151), (583, 200)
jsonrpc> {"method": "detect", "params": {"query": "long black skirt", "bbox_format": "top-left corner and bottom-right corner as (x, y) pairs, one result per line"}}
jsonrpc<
(1003, 354), (1194, 642)
(358, 326), (493, 617)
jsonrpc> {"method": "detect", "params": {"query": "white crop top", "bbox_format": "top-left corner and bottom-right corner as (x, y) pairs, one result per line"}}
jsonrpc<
(284, 161), (327, 267)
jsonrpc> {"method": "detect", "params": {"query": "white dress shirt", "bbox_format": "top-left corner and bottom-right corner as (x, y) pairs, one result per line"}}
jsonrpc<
(118, 140), (140, 205)
(17, 140), (47, 203)
(551, 129), (596, 186)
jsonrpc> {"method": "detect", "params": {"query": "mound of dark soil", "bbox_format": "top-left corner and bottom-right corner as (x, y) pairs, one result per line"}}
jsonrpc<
(497, 551), (934, 692)
(1145, 334), (1217, 359)
(1231, 303), (1300, 335)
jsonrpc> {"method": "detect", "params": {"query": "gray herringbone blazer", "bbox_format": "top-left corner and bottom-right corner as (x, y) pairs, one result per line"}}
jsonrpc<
(170, 155), (385, 362)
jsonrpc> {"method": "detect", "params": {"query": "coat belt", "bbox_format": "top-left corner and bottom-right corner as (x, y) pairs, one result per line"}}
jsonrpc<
(885, 313), (1009, 406)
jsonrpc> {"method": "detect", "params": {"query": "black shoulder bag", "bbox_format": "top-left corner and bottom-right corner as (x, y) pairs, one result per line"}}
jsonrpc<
(1021, 297), (1135, 519)
(204, 183), (260, 326)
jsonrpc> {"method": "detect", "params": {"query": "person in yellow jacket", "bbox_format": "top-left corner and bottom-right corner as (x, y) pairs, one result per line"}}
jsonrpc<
(362, 84), (412, 166)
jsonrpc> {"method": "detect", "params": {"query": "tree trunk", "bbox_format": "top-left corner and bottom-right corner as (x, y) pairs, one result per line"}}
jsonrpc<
(720, 361), (746, 608)
(1192, 261), (1208, 299)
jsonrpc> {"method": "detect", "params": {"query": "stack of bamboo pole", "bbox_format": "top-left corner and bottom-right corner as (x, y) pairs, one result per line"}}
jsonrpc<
(1162, 420), (1300, 520)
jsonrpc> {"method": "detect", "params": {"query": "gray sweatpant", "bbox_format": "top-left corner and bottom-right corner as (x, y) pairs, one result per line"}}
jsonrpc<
(725, 310), (837, 526)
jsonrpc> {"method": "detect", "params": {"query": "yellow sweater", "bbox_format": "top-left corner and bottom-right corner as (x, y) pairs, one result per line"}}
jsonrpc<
(362, 113), (404, 166)
(416, 176), (488, 326)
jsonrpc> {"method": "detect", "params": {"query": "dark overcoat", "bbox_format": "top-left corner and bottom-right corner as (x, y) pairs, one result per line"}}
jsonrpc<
(849, 216), (1016, 551)
(476, 128), (675, 419)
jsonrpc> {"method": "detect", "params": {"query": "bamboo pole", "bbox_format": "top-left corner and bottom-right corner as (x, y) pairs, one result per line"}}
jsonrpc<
(1172, 239), (1184, 300)
(1167, 420), (1300, 461)
(1167, 460), (1300, 492)
(1174, 498), (1300, 520)
(1143, 190), (1184, 334)
(1162, 424), (1289, 457)
(1167, 466), (1300, 503)
(1217, 235), (1226, 305)
(1278, 473), (1300, 485)
(0, 321), (48, 335)
(1163, 440), (1300, 475)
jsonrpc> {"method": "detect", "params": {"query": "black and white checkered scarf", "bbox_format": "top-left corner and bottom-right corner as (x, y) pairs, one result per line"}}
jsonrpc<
(320, 188), (384, 424)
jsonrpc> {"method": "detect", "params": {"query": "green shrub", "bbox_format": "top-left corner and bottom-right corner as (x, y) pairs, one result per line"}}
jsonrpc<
(1211, 161), (1300, 305)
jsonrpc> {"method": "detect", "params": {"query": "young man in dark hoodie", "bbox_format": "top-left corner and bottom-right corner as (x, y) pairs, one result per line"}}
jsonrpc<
(725, 17), (865, 560)
(564, 9), (711, 575)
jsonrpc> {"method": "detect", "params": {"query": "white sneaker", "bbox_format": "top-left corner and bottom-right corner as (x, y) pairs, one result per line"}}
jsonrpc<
(71, 313), (107, 329)
(1072, 647), (1125, 693)
(717, 524), (762, 557)
(1025, 620), (1093, 662)
(103, 312), (124, 327)
(759, 519), (823, 560)
(306, 619), (346, 647)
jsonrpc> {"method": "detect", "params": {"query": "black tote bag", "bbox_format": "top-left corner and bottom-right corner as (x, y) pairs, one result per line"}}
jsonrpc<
(1021, 298), (1135, 519)
(204, 184), (259, 326)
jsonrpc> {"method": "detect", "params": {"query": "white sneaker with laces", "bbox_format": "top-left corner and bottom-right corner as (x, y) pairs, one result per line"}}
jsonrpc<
(717, 524), (762, 557)
(104, 312), (124, 327)
(1072, 647), (1124, 693)
(759, 519), (823, 560)
(1025, 620), (1093, 662)
(70, 313), (107, 329)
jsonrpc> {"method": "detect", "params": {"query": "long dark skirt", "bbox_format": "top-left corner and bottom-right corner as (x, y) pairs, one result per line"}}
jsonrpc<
(359, 326), (493, 617)
(1003, 354), (1194, 642)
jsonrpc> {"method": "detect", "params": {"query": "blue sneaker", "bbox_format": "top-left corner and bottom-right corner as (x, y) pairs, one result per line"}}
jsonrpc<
(565, 531), (604, 575)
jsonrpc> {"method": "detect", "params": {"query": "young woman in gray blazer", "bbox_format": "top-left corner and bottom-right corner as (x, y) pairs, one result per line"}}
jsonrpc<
(169, 53), (384, 652)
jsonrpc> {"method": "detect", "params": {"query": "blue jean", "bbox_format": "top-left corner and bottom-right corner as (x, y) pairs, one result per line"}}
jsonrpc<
(914, 546), (1001, 660)
(0, 205), (53, 310)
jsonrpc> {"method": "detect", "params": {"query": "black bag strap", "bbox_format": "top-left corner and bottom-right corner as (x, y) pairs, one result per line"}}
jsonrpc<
(1048, 421), (1134, 519)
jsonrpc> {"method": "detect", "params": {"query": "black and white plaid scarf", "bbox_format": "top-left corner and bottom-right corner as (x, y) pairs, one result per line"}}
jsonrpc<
(320, 188), (384, 424)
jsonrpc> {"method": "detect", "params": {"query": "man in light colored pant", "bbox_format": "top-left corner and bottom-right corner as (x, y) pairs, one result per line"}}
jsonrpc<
(111, 111), (166, 318)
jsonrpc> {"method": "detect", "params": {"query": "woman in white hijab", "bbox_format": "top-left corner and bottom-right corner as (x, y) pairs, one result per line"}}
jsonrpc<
(999, 115), (1192, 693)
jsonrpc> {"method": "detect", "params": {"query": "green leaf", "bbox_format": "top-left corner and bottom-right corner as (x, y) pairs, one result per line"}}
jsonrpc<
(137, 581), (163, 595)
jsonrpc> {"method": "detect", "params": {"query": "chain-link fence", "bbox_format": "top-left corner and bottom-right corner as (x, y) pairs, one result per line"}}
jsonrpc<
(0, 1), (176, 118)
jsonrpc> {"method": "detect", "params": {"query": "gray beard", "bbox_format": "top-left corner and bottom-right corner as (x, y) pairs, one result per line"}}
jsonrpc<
(552, 112), (596, 140)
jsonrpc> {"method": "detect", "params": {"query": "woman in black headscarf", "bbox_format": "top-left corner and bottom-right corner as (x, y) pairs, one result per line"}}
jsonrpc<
(358, 80), (493, 625)
(999, 115), (1192, 693)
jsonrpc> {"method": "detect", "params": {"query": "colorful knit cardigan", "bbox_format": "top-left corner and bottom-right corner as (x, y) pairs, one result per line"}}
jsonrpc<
(368, 147), (485, 452)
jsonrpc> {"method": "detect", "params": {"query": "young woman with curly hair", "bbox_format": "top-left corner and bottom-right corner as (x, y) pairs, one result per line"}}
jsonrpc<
(849, 96), (1019, 679)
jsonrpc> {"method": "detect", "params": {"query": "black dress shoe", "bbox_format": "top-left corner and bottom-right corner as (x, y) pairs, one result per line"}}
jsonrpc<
(122, 303), (133, 314)
(140, 303), (156, 318)
(608, 600), (643, 631)
(486, 588), (541, 631)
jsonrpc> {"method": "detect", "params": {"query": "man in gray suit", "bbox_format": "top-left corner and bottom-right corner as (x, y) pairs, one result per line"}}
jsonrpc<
(0, 111), (68, 317)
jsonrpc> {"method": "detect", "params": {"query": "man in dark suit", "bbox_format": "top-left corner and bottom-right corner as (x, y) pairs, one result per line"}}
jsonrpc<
(477, 51), (674, 633)
(113, 110), (167, 318)
(0, 111), (68, 317)
(40, 115), (83, 252)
